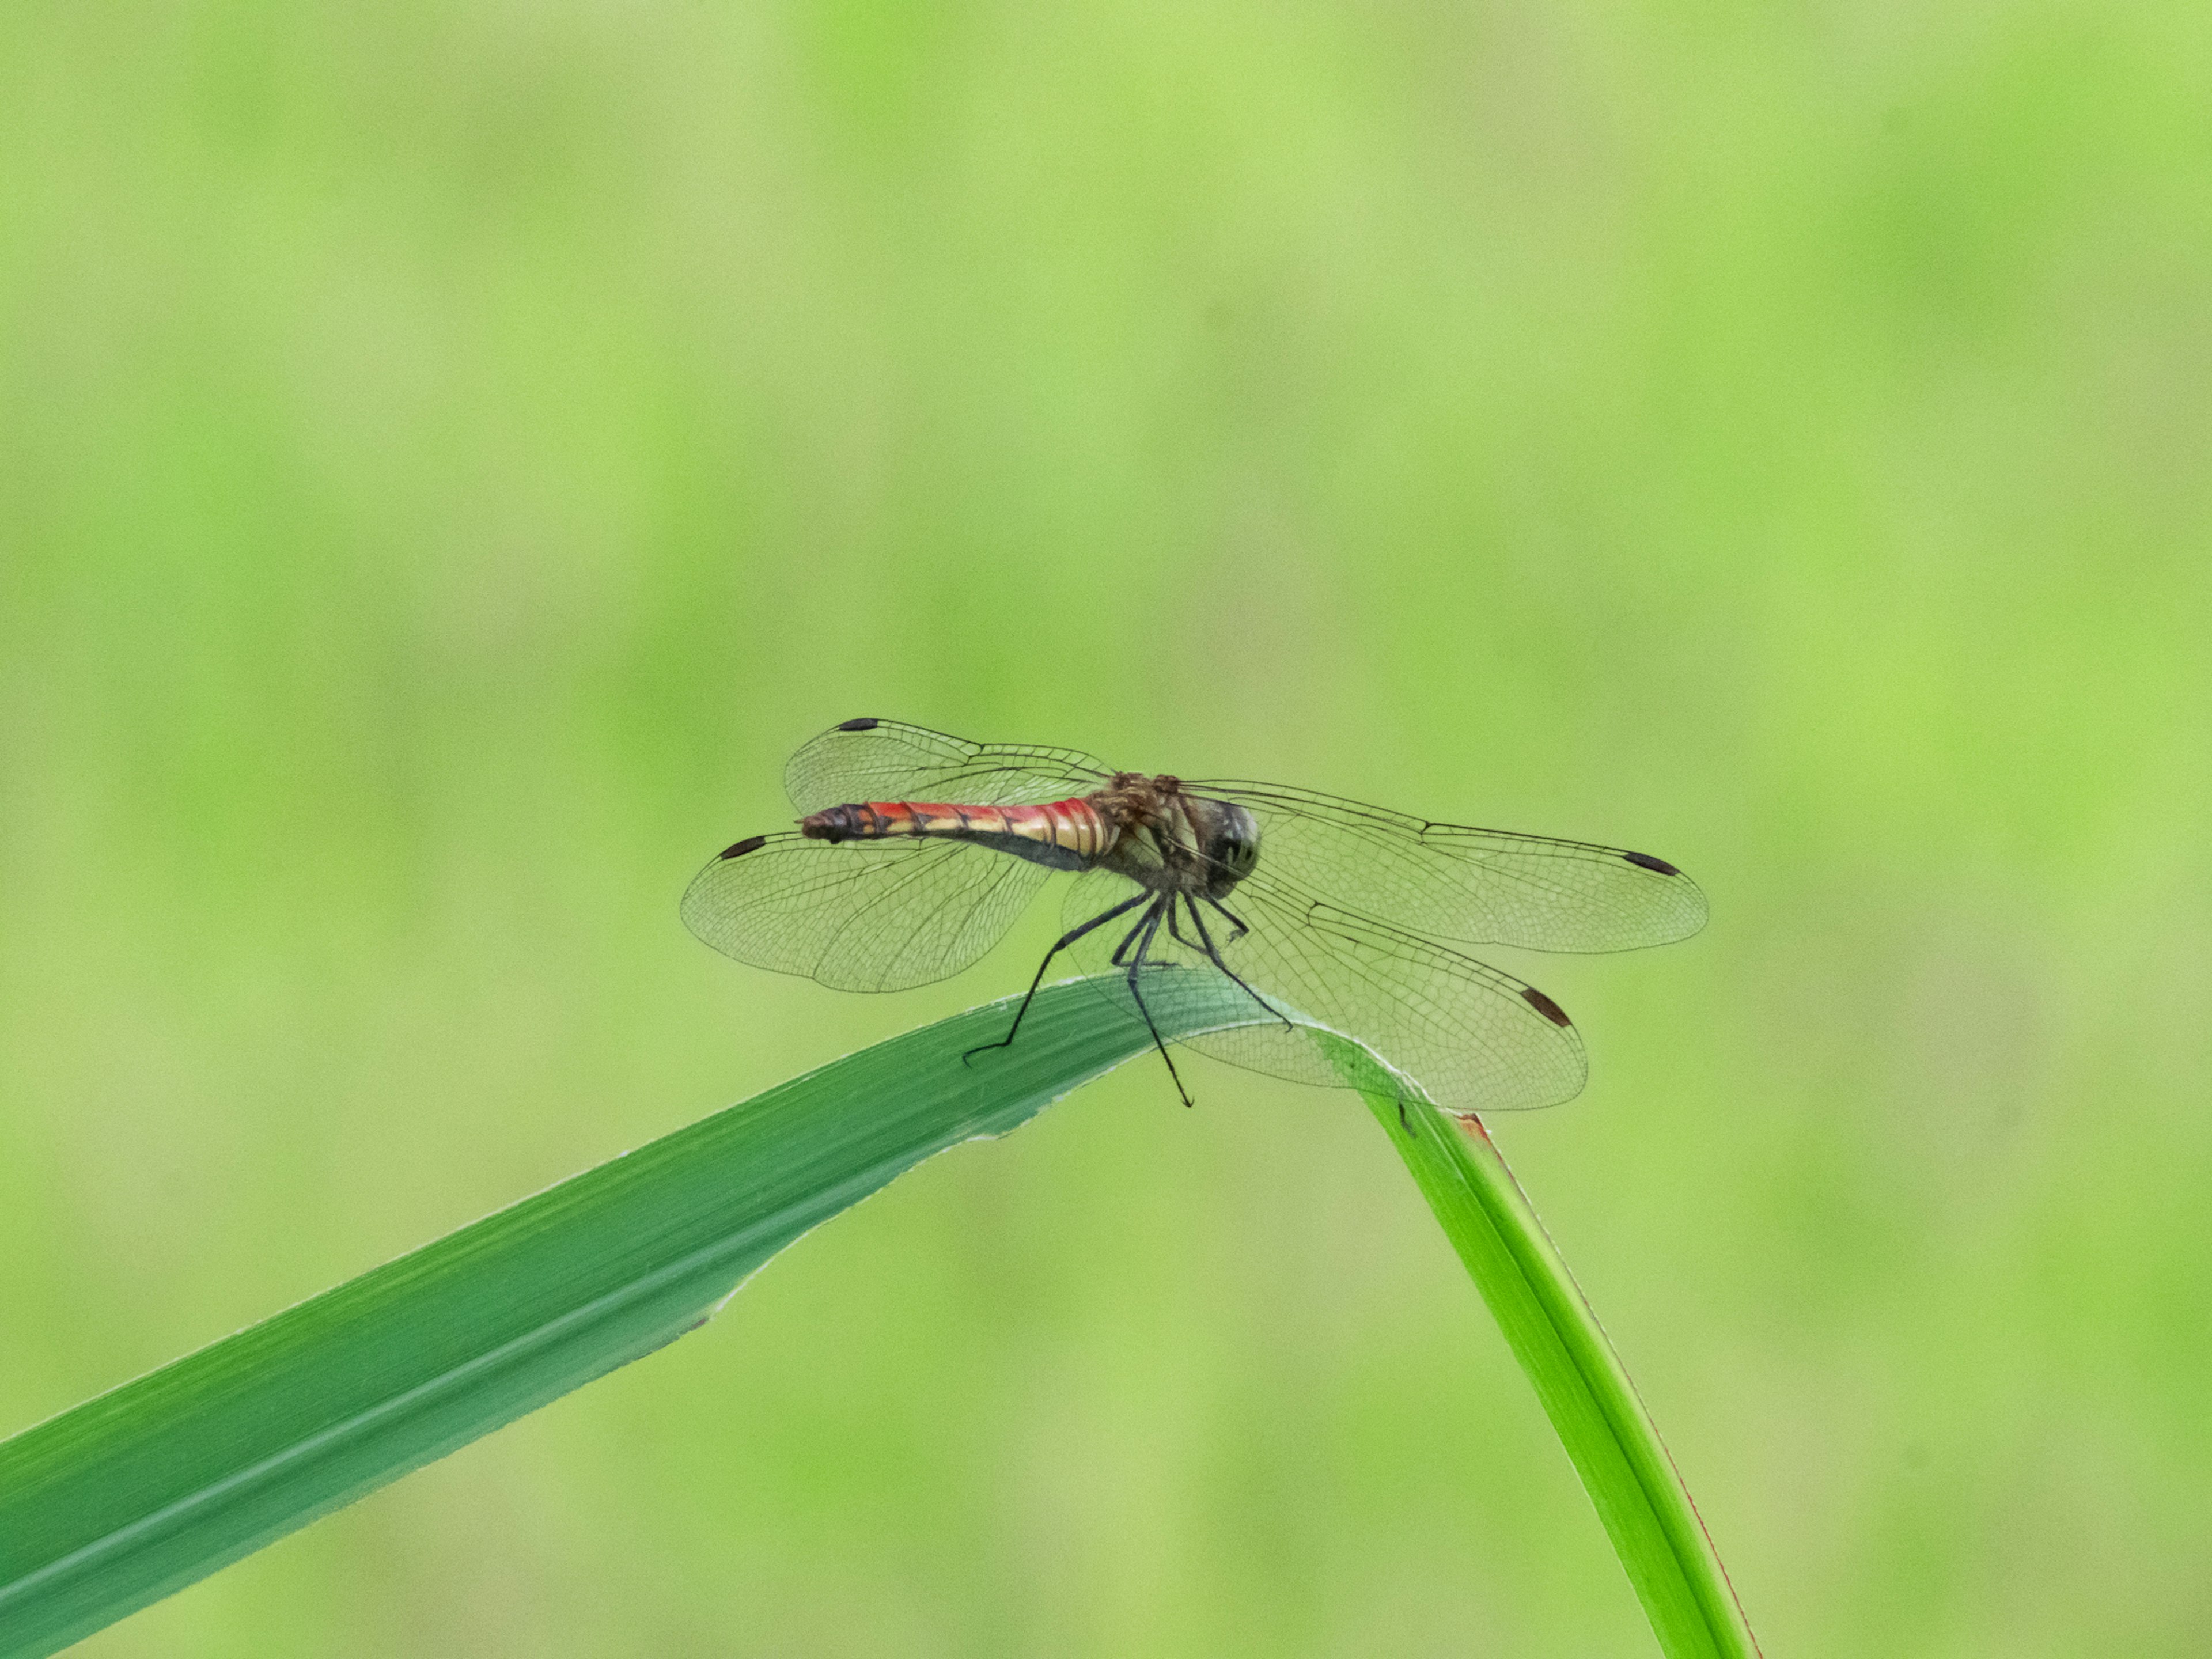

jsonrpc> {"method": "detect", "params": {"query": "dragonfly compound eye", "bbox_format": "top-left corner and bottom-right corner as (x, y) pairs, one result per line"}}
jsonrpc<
(1201, 802), (1262, 882)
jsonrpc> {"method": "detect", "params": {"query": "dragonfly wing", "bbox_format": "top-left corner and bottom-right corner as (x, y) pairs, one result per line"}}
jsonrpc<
(1183, 781), (1707, 953)
(785, 719), (1115, 816)
(1059, 870), (1587, 1114)
(683, 834), (1051, 992)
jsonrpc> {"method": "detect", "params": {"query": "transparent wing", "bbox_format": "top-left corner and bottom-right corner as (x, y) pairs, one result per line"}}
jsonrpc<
(785, 718), (1114, 816)
(1181, 780), (1707, 953)
(1059, 869), (1588, 1114)
(683, 833), (1051, 992)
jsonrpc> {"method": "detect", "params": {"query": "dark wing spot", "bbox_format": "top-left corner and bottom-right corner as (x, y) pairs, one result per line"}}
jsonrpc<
(719, 835), (768, 859)
(836, 717), (880, 732)
(1521, 986), (1572, 1027)
(1622, 850), (1680, 876)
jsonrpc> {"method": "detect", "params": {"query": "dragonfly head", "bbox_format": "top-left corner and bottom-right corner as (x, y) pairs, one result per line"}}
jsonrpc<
(1191, 797), (1261, 893)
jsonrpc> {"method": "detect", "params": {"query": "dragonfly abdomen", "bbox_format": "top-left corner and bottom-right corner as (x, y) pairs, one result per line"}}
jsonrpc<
(799, 797), (1112, 872)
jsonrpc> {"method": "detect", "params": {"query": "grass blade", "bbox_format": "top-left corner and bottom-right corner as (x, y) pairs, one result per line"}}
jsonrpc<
(0, 975), (1260, 1658)
(1324, 1038), (1761, 1657)
(0, 979), (1751, 1659)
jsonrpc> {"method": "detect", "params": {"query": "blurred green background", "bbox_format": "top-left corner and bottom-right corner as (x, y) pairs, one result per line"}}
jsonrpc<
(2, 1), (2207, 1653)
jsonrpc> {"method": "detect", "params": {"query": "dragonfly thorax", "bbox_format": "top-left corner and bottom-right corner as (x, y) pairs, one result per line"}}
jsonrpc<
(1093, 774), (1260, 899)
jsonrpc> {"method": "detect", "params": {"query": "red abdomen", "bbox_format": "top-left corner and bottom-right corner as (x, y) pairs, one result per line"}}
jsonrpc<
(800, 796), (1112, 860)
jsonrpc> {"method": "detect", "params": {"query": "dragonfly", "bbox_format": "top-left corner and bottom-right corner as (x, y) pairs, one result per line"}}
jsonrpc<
(681, 718), (1706, 1119)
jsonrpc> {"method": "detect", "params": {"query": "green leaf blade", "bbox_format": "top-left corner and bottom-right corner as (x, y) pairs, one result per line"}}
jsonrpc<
(1, 978), (1752, 1659)
(1324, 1039), (1761, 1658)
(0, 976), (1248, 1659)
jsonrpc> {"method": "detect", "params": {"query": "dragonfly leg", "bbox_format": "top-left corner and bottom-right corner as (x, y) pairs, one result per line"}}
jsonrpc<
(1123, 900), (1194, 1107)
(1183, 895), (1294, 1032)
(1163, 897), (1215, 965)
(963, 890), (1151, 1066)
(1202, 895), (1253, 944)
(1108, 902), (1157, 968)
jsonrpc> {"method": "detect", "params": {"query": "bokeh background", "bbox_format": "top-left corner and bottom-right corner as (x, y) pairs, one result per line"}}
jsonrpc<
(3, 2), (2208, 1654)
